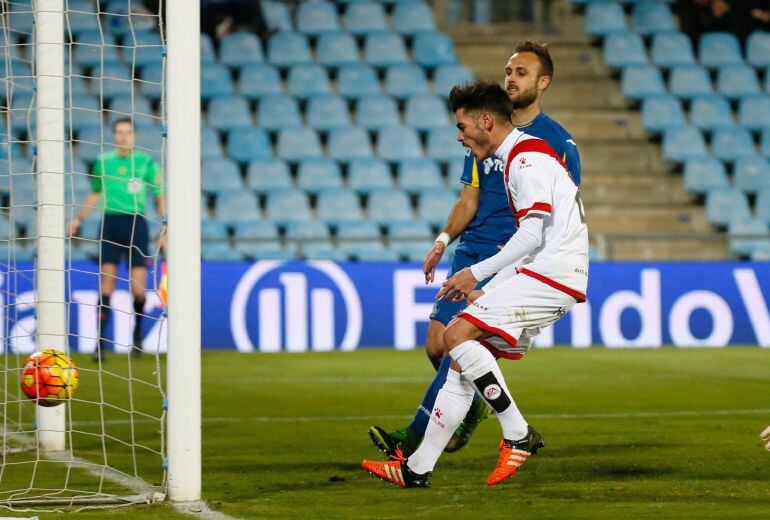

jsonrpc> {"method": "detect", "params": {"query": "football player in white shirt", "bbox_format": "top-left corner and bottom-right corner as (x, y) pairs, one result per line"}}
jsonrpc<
(362, 81), (589, 488)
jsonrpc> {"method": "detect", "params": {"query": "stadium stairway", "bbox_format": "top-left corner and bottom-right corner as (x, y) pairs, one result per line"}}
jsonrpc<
(444, 0), (730, 260)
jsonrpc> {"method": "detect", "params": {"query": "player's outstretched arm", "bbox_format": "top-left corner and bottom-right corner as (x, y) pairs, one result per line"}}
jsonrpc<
(761, 426), (770, 450)
(68, 191), (101, 236)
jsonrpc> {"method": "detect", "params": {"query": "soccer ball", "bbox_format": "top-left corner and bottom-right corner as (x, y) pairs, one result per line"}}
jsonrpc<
(20, 350), (79, 407)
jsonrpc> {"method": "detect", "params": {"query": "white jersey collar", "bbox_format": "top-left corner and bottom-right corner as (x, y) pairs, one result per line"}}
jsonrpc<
(494, 128), (525, 162)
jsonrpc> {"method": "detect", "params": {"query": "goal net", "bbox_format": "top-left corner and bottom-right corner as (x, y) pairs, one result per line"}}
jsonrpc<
(0, 0), (179, 510)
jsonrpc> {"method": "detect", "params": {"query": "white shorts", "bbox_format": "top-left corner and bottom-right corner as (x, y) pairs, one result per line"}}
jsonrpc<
(458, 272), (578, 359)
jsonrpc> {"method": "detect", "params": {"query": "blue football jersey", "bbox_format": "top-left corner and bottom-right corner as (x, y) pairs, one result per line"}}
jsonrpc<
(456, 112), (581, 256)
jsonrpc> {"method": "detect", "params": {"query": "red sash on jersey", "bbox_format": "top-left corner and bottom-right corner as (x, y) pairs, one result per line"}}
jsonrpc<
(502, 137), (563, 226)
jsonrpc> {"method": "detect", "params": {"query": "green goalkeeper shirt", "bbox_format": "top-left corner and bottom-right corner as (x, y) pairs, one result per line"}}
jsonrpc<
(91, 150), (163, 216)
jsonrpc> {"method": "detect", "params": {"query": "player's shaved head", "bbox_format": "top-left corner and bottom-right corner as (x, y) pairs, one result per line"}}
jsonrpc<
(512, 41), (553, 79)
(448, 81), (512, 123)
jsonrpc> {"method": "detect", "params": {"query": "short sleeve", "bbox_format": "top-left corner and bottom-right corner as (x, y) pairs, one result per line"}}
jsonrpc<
(563, 138), (581, 186)
(458, 147), (480, 187)
(511, 152), (553, 220)
(90, 157), (103, 193)
(146, 157), (164, 196)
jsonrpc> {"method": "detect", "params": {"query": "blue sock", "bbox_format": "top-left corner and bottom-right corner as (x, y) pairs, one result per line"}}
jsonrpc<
(408, 355), (452, 436)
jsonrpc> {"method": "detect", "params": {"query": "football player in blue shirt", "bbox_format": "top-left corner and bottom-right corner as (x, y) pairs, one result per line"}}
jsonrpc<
(369, 41), (582, 458)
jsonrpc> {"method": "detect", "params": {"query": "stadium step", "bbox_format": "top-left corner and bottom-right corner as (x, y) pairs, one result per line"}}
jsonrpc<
(606, 238), (731, 260)
(545, 109), (645, 141)
(581, 176), (695, 207)
(586, 206), (713, 235)
(579, 141), (671, 174)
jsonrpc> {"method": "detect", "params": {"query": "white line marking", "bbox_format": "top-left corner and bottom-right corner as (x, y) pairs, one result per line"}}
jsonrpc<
(171, 500), (237, 520)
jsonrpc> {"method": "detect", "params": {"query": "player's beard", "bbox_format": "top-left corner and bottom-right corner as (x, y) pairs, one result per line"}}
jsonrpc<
(510, 84), (539, 110)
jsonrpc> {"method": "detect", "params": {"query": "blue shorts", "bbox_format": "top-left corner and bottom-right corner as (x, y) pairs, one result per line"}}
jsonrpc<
(100, 214), (151, 270)
(429, 247), (495, 326)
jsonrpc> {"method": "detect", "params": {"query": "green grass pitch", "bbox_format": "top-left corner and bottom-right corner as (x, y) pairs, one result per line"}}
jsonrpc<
(4, 347), (770, 519)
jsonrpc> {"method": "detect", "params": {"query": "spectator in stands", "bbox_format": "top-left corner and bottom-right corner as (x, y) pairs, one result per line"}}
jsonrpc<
(677, 0), (748, 48)
(69, 119), (165, 362)
(200, 0), (274, 43)
(745, 0), (770, 32)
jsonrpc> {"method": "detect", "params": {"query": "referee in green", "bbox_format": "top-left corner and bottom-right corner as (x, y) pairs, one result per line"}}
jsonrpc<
(69, 118), (165, 361)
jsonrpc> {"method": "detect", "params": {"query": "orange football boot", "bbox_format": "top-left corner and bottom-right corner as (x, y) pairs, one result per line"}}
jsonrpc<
(487, 425), (545, 486)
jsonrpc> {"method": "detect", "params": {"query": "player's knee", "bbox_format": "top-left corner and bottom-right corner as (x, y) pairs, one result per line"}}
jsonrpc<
(443, 323), (467, 350)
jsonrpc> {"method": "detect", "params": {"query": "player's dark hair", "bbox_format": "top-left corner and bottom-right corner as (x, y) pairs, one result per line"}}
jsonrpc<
(448, 81), (512, 122)
(513, 41), (554, 78)
(112, 117), (134, 133)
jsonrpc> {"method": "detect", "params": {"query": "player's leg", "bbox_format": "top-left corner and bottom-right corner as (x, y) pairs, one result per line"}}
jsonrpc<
(128, 216), (151, 357)
(95, 262), (118, 362)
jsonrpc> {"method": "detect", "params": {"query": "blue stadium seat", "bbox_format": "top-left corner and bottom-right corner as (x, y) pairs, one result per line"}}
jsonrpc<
(348, 158), (394, 193)
(200, 33), (216, 65)
(631, 2), (675, 35)
(602, 32), (648, 68)
(216, 190), (262, 224)
(417, 189), (456, 226)
(76, 126), (111, 163)
(233, 221), (279, 241)
(108, 95), (154, 124)
(257, 95), (301, 130)
(327, 127), (374, 161)
(261, 0), (293, 31)
(7, 3), (33, 34)
(239, 63), (283, 99)
(337, 64), (381, 99)
(201, 63), (234, 99)
(287, 64), (332, 99)
(682, 158), (729, 194)
(385, 64), (429, 99)
(763, 130), (770, 159)
(405, 94), (450, 130)
(140, 63), (163, 100)
(285, 221), (331, 242)
(367, 188), (413, 223)
(246, 158), (293, 192)
(712, 127), (757, 162)
(651, 31), (695, 68)
(207, 96), (253, 131)
(307, 95), (352, 131)
(336, 220), (381, 241)
(202, 126), (223, 159)
(641, 95), (685, 133)
(356, 95), (400, 130)
(668, 65), (713, 99)
(662, 126), (707, 162)
(433, 64), (474, 97)
(747, 31), (770, 68)
(391, 239), (434, 261)
(316, 188), (364, 223)
(124, 30), (164, 68)
(296, 159), (344, 193)
(426, 127), (464, 161)
(413, 31), (456, 68)
(699, 32), (743, 68)
(729, 217), (770, 256)
(301, 243), (347, 261)
(738, 95), (770, 131)
(202, 158), (243, 194)
(228, 128), (272, 163)
(355, 246), (401, 262)
(276, 127), (323, 162)
(316, 33), (360, 68)
(202, 219), (230, 241)
(393, 2), (436, 34)
(202, 243), (243, 261)
(397, 158), (444, 193)
(585, 3), (627, 37)
(388, 220), (432, 240)
(235, 242), (298, 261)
(265, 189), (312, 224)
(734, 157), (770, 193)
(68, 75), (91, 98)
(220, 32), (264, 67)
(67, 94), (101, 132)
(267, 32), (312, 67)
(689, 95), (734, 131)
(343, 2), (388, 35)
(621, 65), (665, 100)
(72, 31), (120, 67)
(378, 126), (424, 161)
(716, 65), (761, 99)
(705, 188), (751, 226)
(756, 189), (770, 225)
(363, 32), (409, 67)
(296, 1), (340, 35)
(98, 64), (134, 99)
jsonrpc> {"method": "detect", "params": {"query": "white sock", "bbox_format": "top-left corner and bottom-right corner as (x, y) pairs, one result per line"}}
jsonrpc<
(450, 340), (528, 441)
(407, 369), (473, 474)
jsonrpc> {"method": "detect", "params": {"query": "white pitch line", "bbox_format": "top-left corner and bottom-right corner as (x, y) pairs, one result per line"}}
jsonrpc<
(171, 500), (237, 520)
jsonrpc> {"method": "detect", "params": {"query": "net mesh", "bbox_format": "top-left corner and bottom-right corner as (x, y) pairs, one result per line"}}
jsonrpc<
(0, 0), (167, 510)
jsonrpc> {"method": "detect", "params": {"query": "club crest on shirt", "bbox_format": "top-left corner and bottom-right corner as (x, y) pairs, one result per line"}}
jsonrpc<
(127, 179), (142, 194)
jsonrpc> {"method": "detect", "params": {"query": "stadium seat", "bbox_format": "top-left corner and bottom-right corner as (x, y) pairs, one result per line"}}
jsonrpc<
(716, 65), (761, 100)
(327, 127), (375, 162)
(356, 95), (401, 130)
(316, 188), (364, 223)
(397, 159), (444, 193)
(276, 127), (323, 162)
(426, 127), (464, 162)
(388, 220), (433, 240)
(202, 219), (229, 241)
(705, 188), (751, 226)
(202, 158), (243, 194)
(728, 218), (770, 256)
(738, 95), (770, 131)
(631, 2), (675, 35)
(285, 221), (331, 242)
(336, 64), (381, 99)
(384, 65), (429, 99)
(391, 239), (434, 261)
(602, 32), (648, 69)
(668, 65), (713, 99)
(343, 2), (388, 35)
(413, 31), (457, 68)
(621, 65), (665, 100)
(201, 63), (234, 99)
(363, 32), (409, 68)
(378, 126), (424, 161)
(734, 157), (770, 194)
(267, 32), (312, 68)
(307, 95), (352, 131)
(68, 94), (102, 132)
(348, 158), (394, 193)
(233, 221), (279, 241)
(125, 30), (164, 68)
(712, 127), (757, 162)
(651, 31), (695, 68)
(76, 126), (112, 163)
(756, 189), (770, 225)
(296, 159), (344, 193)
(265, 189), (312, 224)
(257, 95), (301, 130)
(747, 31), (770, 68)
(98, 64), (134, 99)
(336, 220), (382, 241)
(301, 243), (347, 260)
(417, 189), (456, 226)
(585, 3), (627, 36)
(207, 96), (253, 131)
(367, 188), (413, 223)
(698, 32), (743, 68)
(108, 95), (155, 128)
(202, 242), (243, 261)
(287, 64), (332, 99)
(220, 32), (264, 67)
(296, 1), (340, 35)
(72, 31), (120, 67)
(200, 33), (217, 65)
(316, 33), (361, 68)
(689, 95), (734, 131)
(228, 128), (272, 163)
(393, 2), (436, 34)
(216, 190), (262, 224)
(202, 126), (223, 159)
(238, 63), (283, 99)
(236, 242), (297, 261)
(662, 126), (708, 162)
(355, 245), (401, 262)
(433, 64), (474, 97)
(261, 0), (293, 31)
(641, 95), (686, 133)
(682, 158), (729, 194)
(405, 94), (450, 130)
(140, 63), (163, 100)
